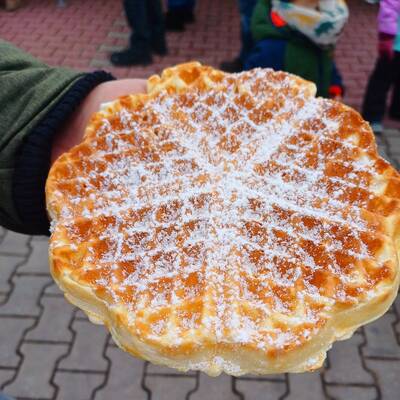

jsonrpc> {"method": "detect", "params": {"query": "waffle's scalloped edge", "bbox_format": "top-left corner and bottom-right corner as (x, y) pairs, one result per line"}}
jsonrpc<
(45, 62), (400, 376)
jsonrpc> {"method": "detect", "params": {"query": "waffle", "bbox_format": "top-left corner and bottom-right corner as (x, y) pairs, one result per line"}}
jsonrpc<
(46, 62), (400, 376)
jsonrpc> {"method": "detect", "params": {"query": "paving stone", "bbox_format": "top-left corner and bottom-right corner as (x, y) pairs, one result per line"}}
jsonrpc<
(0, 226), (5, 242)
(188, 373), (240, 400)
(391, 158), (400, 170)
(107, 31), (129, 39)
(0, 369), (16, 389)
(374, 134), (385, 146)
(31, 235), (50, 242)
(58, 319), (108, 372)
(235, 376), (287, 400)
(326, 385), (377, 400)
(365, 359), (400, 400)
(377, 145), (391, 161)
(74, 309), (90, 320)
(394, 296), (400, 341)
(94, 346), (146, 400)
(394, 293), (400, 314)
(98, 43), (124, 52)
(0, 316), (35, 367)
(0, 255), (24, 294)
(363, 313), (400, 359)
(147, 361), (196, 376)
(0, 231), (30, 256)
(385, 136), (400, 155)
(25, 296), (75, 342)
(3, 343), (67, 399)
(54, 371), (105, 400)
(285, 372), (326, 400)
(44, 282), (64, 296)
(146, 374), (198, 400)
(382, 129), (399, 137)
(90, 58), (112, 68)
(17, 238), (50, 275)
(383, 128), (400, 139)
(0, 275), (51, 316)
(325, 332), (374, 384)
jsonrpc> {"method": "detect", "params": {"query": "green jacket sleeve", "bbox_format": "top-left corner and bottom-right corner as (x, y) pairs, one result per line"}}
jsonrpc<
(0, 40), (113, 234)
(251, 0), (272, 42)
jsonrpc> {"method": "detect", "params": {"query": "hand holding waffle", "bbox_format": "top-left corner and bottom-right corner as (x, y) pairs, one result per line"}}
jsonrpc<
(51, 79), (147, 164)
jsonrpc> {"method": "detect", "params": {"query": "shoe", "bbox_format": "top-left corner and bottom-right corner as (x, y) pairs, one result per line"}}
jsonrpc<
(370, 121), (384, 135)
(165, 10), (185, 31)
(151, 39), (168, 56)
(110, 49), (152, 67)
(220, 57), (243, 73)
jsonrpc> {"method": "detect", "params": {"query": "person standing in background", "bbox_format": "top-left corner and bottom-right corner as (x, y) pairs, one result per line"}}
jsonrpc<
(220, 0), (259, 72)
(362, 0), (400, 134)
(243, 0), (348, 99)
(110, 0), (167, 67)
(165, 0), (196, 31)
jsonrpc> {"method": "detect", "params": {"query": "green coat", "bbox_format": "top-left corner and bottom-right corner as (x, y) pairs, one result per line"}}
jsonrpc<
(251, 0), (334, 97)
(0, 40), (112, 234)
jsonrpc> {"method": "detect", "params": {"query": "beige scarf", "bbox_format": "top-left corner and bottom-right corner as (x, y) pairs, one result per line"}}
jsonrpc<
(271, 0), (349, 47)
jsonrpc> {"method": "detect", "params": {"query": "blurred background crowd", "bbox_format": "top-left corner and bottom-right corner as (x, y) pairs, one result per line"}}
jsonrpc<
(1, 0), (399, 134)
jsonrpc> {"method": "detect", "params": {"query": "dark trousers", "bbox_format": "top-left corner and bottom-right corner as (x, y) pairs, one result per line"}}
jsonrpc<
(238, 0), (258, 62)
(124, 0), (165, 51)
(362, 52), (400, 123)
(167, 0), (196, 9)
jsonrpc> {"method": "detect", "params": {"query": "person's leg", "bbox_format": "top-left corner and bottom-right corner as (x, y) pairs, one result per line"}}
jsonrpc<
(362, 56), (393, 128)
(147, 0), (168, 55)
(220, 0), (258, 72)
(389, 52), (400, 120)
(168, 0), (187, 7)
(243, 39), (285, 71)
(123, 0), (151, 50)
(166, 0), (195, 31)
(167, 0), (195, 12)
(238, 0), (258, 62)
(110, 0), (152, 66)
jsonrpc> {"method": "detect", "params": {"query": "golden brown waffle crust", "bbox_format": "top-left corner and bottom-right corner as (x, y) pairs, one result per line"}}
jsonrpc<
(50, 260), (398, 375)
(46, 62), (400, 376)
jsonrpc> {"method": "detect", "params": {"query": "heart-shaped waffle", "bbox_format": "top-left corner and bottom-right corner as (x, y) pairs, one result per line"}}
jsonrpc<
(46, 62), (400, 376)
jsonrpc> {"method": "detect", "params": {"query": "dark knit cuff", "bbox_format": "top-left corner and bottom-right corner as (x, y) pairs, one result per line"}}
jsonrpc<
(13, 70), (115, 236)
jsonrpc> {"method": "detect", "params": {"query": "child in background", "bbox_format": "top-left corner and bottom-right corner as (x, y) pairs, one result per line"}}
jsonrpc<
(245, 0), (348, 98)
(362, 0), (400, 134)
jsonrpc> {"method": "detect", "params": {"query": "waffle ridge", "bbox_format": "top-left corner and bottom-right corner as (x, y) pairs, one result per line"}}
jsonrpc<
(46, 62), (400, 376)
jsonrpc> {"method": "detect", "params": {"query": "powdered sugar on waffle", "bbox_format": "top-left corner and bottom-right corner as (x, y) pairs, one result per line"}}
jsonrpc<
(50, 68), (392, 353)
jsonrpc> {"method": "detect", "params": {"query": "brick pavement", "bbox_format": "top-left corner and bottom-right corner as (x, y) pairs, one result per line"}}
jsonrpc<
(0, 0), (392, 112)
(1, 0), (400, 399)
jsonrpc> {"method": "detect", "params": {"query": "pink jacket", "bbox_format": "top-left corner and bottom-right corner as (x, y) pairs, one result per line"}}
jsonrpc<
(379, 0), (400, 36)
